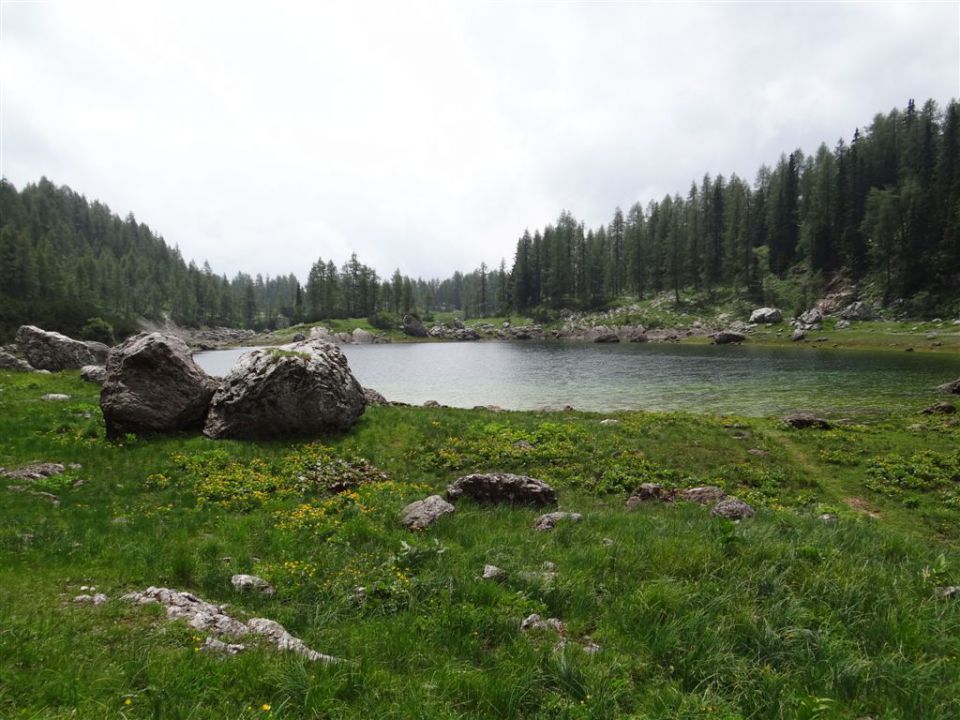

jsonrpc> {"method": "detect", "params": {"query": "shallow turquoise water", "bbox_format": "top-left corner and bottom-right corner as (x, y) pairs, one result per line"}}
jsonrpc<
(194, 342), (959, 417)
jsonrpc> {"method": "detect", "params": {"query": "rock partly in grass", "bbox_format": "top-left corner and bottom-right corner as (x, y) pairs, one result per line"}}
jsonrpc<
(363, 387), (389, 406)
(921, 401), (955, 415)
(246, 618), (341, 663)
(41, 393), (71, 401)
(534, 511), (582, 531)
(201, 637), (247, 655)
(1, 463), (65, 481)
(782, 413), (832, 430)
(710, 497), (755, 520)
(401, 495), (455, 530)
(0, 350), (33, 372)
(750, 307), (783, 324)
(80, 365), (107, 384)
(791, 329), (807, 342)
(938, 378), (960, 395)
(626, 483), (674, 507)
(446, 473), (557, 507)
(73, 593), (108, 605)
(937, 586), (960, 600)
(520, 614), (565, 633)
(101, 333), (216, 438)
(481, 565), (505, 581)
(681, 486), (726, 505)
(230, 574), (275, 597)
(203, 340), (365, 440)
(795, 308), (823, 331)
(818, 513), (839, 523)
(15, 325), (99, 371)
(599, 418), (620, 425)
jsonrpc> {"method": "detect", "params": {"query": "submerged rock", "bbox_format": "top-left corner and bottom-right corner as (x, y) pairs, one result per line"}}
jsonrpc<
(446, 473), (557, 507)
(203, 340), (365, 440)
(15, 325), (98, 371)
(401, 495), (455, 530)
(100, 333), (216, 438)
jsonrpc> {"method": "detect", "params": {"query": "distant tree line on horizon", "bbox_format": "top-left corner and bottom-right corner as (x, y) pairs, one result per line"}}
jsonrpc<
(0, 98), (957, 342)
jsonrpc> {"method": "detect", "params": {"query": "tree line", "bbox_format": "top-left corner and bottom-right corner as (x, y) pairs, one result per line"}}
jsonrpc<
(1, 98), (956, 342)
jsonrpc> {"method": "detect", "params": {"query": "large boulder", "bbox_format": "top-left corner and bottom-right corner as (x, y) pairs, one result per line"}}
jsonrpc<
(711, 497), (755, 520)
(85, 341), (111, 364)
(840, 301), (876, 321)
(351, 328), (375, 344)
(795, 308), (823, 331)
(446, 473), (557, 507)
(0, 350), (33, 372)
(712, 331), (746, 345)
(100, 333), (216, 438)
(401, 495), (455, 530)
(15, 325), (98, 371)
(749, 307), (783, 324)
(402, 315), (428, 338)
(203, 340), (365, 440)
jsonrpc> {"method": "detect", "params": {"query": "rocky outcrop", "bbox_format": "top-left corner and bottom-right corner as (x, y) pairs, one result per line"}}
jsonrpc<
(782, 413), (832, 430)
(401, 495), (455, 530)
(680, 486), (726, 505)
(428, 324), (480, 341)
(402, 315), (429, 338)
(230, 574), (275, 596)
(711, 331), (746, 345)
(446, 473), (557, 507)
(80, 365), (107, 384)
(710, 497), (755, 520)
(0, 462), (66, 482)
(749, 307), (783, 324)
(791, 329), (807, 342)
(625, 483), (674, 507)
(794, 308), (823, 331)
(203, 340), (365, 440)
(15, 325), (99, 371)
(0, 350), (33, 372)
(840, 301), (876, 320)
(100, 333), (217, 438)
(921, 401), (956, 415)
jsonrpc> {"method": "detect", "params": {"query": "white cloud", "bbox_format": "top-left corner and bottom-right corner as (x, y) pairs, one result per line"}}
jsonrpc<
(2, 0), (957, 281)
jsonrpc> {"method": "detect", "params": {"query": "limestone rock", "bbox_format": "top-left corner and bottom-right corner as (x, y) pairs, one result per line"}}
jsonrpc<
(84, 341), (111, 364)
(363, 387), (389, 406)
(41, 394), (71, 402)
(795, 308), (823, 331)
(351, 328), (375, 344)
(710, 497), (755, 520)
(625, 483), (672, 507)
(749, 307), (782, 324)
(100, 333), (216, 438)
(791, 329), (807, 342)
(818, 513), (839, 524)
(534, 511), (582, 531)
(0, 463), (65, 482)
(80, 365), (108, 384)
(231, 574), (275, 596)
(782, 413), (832, 430)
(840, 301), (876, 320)
(446, 473), (557, 507)
(520, 614), (565, 633)
(599, 418), (620, 425)
(246, 617), (340, 663)
(73, 593), (109, 605)
(203, 340), (365, 440)
(0, 350), (33, 372)
(401, 495), (455, 530)
(481, 565), (506, 581)
(15, 325), (98, 371)
(681, 486), (726, 505)
(201, 637), (247, 655)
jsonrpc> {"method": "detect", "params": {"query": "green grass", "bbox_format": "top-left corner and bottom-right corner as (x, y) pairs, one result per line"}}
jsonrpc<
(1, 371), (959, 718)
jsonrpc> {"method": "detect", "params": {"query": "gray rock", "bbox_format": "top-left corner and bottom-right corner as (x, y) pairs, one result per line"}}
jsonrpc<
(15, 325), (98, 371)
(401, 495), (455, 530)
(938, 586), (960, 599)
(710, 497), (755, 520)
(593, 332), (620, 343)
(749, 307), (782, 324)
(796, 308), (823, 331)
(446, 473), (557, 507)
(818, 513), (839, 524)
(921, 402), (956, 415)
(203, 340), (365, 440)
(840, 301), (876, 320)
(599, 418), (620, 425)
(835, 319), (850, 330)
(246, 617), (341, 663)
(0, 350), (33, 372)
(201, 637), (247, 655)
(782, 413), (832, 430)
(363, 387), (389, 406)
(73, 593), (109, 605)
(625, 483), (672, 507)
(84, 341), (111, 364)
(230, 574), (275, 596)
(101, 333), (216, 438)
(681, 486), (726, 505)
(402, 314), (428, 338)
(712, 331), (746, 345)
(291, 332), (307, 342)
(0, 463), (65, 482)
(937, 378), (960, 395)
(520, 614), (565, 633)
(534, 511), (582, 531)
(481, 565), (505, 581)
(351, 328), (375, 344)
(41, 393), (71, 402)
(309, 326), (337, 343)
(80, 365), (107, 384)
(791, 329), (807, 342)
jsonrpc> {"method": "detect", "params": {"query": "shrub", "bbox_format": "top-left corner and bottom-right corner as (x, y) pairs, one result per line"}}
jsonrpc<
(79, 317), (115, 345)
(367, 311), (400, 331)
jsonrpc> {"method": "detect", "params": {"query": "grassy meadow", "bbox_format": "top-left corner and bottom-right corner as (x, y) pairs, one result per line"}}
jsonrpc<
(1, 369), (960, 719)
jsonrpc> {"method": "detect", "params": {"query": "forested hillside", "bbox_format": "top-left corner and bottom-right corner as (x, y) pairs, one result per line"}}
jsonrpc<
(1, 98), (957, 342)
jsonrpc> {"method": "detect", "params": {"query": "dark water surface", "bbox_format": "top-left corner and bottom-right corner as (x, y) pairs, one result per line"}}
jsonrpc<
(194, 342), (959, 417)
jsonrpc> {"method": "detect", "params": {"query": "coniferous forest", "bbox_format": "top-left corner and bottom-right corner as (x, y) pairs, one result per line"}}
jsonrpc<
(1, 98), (958, 342)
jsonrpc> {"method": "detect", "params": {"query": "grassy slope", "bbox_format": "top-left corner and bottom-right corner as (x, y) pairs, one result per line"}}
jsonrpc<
(1, 371), (959, 719)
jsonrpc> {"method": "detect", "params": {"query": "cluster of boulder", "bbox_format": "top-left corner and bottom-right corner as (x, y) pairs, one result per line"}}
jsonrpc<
(308, 326), (391, 345)
(98, 333), (368, 440)
(625, 483), (756, 520)
(0, 325), (109, 374)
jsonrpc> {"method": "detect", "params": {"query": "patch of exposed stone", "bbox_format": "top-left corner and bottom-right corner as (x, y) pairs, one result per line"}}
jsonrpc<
(446, 473), (557, 507)
(119, 586), (339, 662)
(625, 483), (756, 520)
(401, 495), (455, 530)
(782, 413), (832, 430)
(230, 574), (275, 597)
(534, 511), (582, 531)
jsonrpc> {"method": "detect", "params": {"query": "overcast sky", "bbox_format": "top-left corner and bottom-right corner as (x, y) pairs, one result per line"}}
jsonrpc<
(2, 1), (958, 281)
